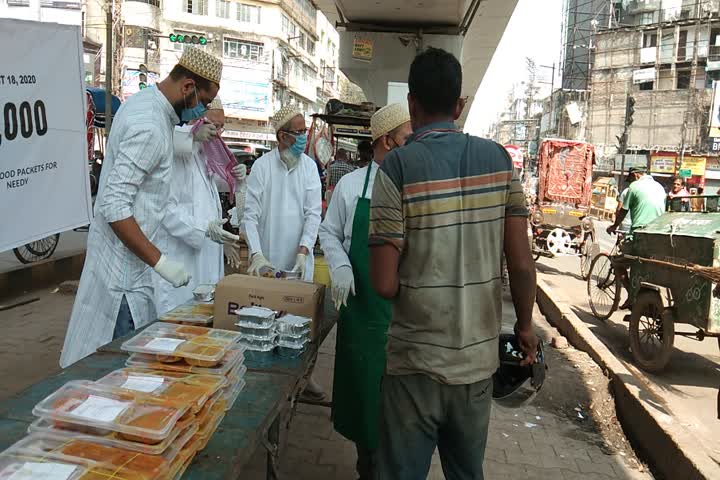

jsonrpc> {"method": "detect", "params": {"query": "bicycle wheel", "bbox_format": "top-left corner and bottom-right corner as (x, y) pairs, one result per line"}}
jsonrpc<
(13, 234), (60, 264)
(586, 253), (620, 320)
(579, 239), (600, 281)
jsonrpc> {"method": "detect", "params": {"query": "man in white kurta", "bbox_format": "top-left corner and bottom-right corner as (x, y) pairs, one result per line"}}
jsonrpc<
(60, 47), (222, 367)
(319, 104), (412, 309)
(153, 98), (246, 315)
(242, 106), (322, 282)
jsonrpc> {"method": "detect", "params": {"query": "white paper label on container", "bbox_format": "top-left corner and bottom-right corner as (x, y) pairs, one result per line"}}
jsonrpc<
(145, 337), (185, 352)
(121, 375), (165, 393)
(6, 462), (77, 480)
(72, 395), (129, 423)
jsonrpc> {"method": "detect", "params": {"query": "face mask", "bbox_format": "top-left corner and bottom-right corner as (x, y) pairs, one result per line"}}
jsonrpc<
(289, 133), (307, 156)
(181, 86), (207, 122)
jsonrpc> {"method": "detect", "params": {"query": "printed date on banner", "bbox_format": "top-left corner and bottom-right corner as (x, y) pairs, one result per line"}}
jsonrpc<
(0, 74), (38, 86)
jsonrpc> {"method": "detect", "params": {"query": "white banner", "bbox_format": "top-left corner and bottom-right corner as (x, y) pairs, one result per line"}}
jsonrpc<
(0, 19), (92, 252)
(633, 67), (656, 84)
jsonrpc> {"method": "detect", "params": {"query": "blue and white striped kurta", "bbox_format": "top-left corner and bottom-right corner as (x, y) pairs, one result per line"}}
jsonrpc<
(60, 86), (179, 368)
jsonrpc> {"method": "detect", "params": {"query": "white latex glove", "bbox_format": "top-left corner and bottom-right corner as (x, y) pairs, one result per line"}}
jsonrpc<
(206, 219), (240, 245)
(248, 252), (274, 276)
(193, 123), (217, 143)
(235, 184), (247, 223)
(224, 243), (241, 269)
(330, 265), (355, 310)
(231, 163), (247, 181)
(292, 253), (307, 277)
(153, 254), (191, 288)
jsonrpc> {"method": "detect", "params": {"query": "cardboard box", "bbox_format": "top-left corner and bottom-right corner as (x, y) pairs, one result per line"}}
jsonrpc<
(214, 274), (325, 337)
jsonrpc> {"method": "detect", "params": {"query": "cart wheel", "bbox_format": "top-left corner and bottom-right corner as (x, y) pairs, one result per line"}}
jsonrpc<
(534, 251), (541, 261)
(12, 234), (60, 264)
(629, 292), (674, 373)
(586, 253), (620, 320)
(580, 240), (600, 280)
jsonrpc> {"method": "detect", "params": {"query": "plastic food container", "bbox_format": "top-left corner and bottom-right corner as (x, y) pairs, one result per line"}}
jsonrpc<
(166, 434), (203, 480)
(226, 364), (247, 386)
(121, 323), (241, 367)
(239, 336), (277, 352)
(277, 335), (310, 349)
(192, 284), (215, 302)
(235, 306), (276, 328)
(28, 415), (198, 456)
(8, 433), (180, 480)
(276, 314), (311, 336)
(95, 368), (227, 414)
(160, 300), (214, 325)
(237, 323), (276, 340)
(279, 270), (302, 280)
(222, 378), (247, 411)
(126, 344), (245, 376)
(0, 450), (91, 480)
(33, 380), (189, 444)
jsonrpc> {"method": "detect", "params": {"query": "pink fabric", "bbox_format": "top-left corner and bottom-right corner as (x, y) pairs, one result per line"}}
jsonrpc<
(192, 119), (238, 195)
(538, 139), (594, 207)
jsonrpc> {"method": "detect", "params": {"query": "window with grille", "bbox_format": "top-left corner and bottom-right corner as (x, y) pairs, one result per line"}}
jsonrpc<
(238, 3), (261, 23)
(216, 0), (230, 18)
(186, 0), (207, 15)
(308, 40), (315, 56)
(282, 14), (289, 34)
(224, 38), (264, 61)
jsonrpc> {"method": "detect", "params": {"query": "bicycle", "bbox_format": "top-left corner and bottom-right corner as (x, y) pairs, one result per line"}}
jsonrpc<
(586, 231), (624, 320)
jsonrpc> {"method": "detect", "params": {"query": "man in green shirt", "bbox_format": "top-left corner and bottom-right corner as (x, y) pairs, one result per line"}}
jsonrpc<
(607, 166), (666, 308)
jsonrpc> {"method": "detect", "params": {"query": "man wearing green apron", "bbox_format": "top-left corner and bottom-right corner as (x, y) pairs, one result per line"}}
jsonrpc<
(318, 104), (412, 479)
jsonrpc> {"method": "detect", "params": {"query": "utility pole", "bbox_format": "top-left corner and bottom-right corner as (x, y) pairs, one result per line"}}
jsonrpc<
(143, 28), (149, 66)
(105, 0), (114, 135)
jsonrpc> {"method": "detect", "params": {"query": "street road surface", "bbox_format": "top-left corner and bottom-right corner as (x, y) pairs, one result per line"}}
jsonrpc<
(0, 229), (87, 274)
(537, 219), (720, 465)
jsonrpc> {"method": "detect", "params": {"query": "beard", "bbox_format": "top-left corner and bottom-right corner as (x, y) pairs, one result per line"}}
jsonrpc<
(279, 147), (300, 170)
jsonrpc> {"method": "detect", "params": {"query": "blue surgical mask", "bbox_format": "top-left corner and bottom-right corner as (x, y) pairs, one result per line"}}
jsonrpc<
(181, 87), (207, 122)
(289, 133), (307, 156)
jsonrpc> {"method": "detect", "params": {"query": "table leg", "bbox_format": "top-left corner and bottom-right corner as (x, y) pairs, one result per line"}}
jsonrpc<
(264, 415), (280, 480)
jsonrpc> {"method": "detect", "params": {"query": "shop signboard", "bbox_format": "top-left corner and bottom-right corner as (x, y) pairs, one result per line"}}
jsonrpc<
(680, 156), (706, 176)
(679, 168), (692, 178)
(709, 81), (720, 150)
(650, 152), (677, 174)
(352, 38), (373, 61)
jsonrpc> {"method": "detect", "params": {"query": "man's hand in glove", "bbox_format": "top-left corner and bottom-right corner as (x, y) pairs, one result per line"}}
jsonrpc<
(193, 123), (217, 143)
(153, 254), (191, 288)
(232, 164), (247, 181)
(206, 219), (240, 245)
(224, 242), (242, 269)
(292, 252), (307, 277)
(248, 252), (273, 276)
(330, 265), (355, 310)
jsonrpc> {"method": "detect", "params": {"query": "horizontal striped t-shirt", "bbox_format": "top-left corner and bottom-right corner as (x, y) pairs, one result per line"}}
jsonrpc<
(369, 121), (528, 385)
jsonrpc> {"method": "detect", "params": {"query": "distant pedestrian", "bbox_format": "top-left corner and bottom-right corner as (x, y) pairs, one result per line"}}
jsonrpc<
(356, 140), (373, 168)
(368, 47), (538, 479)
(326, 149), (355, 203)
(667, 176), (690, 211)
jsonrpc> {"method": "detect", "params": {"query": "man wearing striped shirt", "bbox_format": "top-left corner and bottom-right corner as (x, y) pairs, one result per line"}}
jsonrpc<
(369, 47), (538, 479)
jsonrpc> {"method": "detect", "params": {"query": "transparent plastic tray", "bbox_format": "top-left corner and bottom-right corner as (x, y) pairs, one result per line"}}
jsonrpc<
(33, 380), (189, 444)
(235, 306), (276, 328)
(28, 415), (198, 456)
(0, 450), (91, 480)
(236, 324), (276, 340)
(95, 368), (227, 414)
(222, 378), (247, 411)
(121, 323), (241, 367)
(126, 344), (245, 376)
(197, 411), (225, 451)
(194, 390), (223, 430)
(167, 434), (203, 480)
(160, 300), (214, 325)
(239, 336), (277, 352)
(8, 433), (182, 480)
(277, 335), (310, 349)
(276, 314), (311, 336)
(226, 364), (247, 386)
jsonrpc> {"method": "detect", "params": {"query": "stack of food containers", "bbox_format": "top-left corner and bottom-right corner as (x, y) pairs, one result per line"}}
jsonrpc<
(0, 320), (248, 480)
(276, 315), (311, 358)
(160, 285), (216, 327)
(235, 307), (278, 351)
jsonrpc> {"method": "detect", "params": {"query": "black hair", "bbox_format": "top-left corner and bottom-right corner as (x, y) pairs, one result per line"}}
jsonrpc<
(672, 176), (685, 185)
(169, 64), (214, 91)
(408, 47), (462, 115)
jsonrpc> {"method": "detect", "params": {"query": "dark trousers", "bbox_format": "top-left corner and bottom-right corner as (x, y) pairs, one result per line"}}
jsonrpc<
(356, 445), (376, 480)
(113, 296), (136, 339)
(376, 374), (492, 480)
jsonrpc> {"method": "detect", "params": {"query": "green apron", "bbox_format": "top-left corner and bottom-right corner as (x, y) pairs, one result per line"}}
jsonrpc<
(332, 164), (392, 450)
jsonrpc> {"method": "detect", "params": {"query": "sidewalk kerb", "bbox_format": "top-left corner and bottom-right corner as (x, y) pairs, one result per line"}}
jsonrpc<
(536, 276), (720, 480)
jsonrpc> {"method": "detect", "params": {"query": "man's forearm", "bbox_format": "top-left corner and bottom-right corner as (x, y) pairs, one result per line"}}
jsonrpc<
(109, 217), (162, 267)
(612, 208), (628, 229)
(508, 264), (536, 330)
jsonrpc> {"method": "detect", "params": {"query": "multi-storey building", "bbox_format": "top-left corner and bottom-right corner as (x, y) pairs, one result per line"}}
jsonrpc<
(588, 0), (720, 188)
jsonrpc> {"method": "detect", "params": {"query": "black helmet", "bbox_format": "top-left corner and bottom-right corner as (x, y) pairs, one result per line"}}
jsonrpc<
(492, 333), (546, 408)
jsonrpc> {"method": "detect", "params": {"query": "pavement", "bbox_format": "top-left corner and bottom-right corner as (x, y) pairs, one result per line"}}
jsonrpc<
(0, 280), (651, 479)
(536, 220), (720, 473)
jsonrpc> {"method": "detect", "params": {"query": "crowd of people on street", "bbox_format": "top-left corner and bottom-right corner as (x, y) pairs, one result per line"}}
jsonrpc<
(58, 44), (542, 479)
